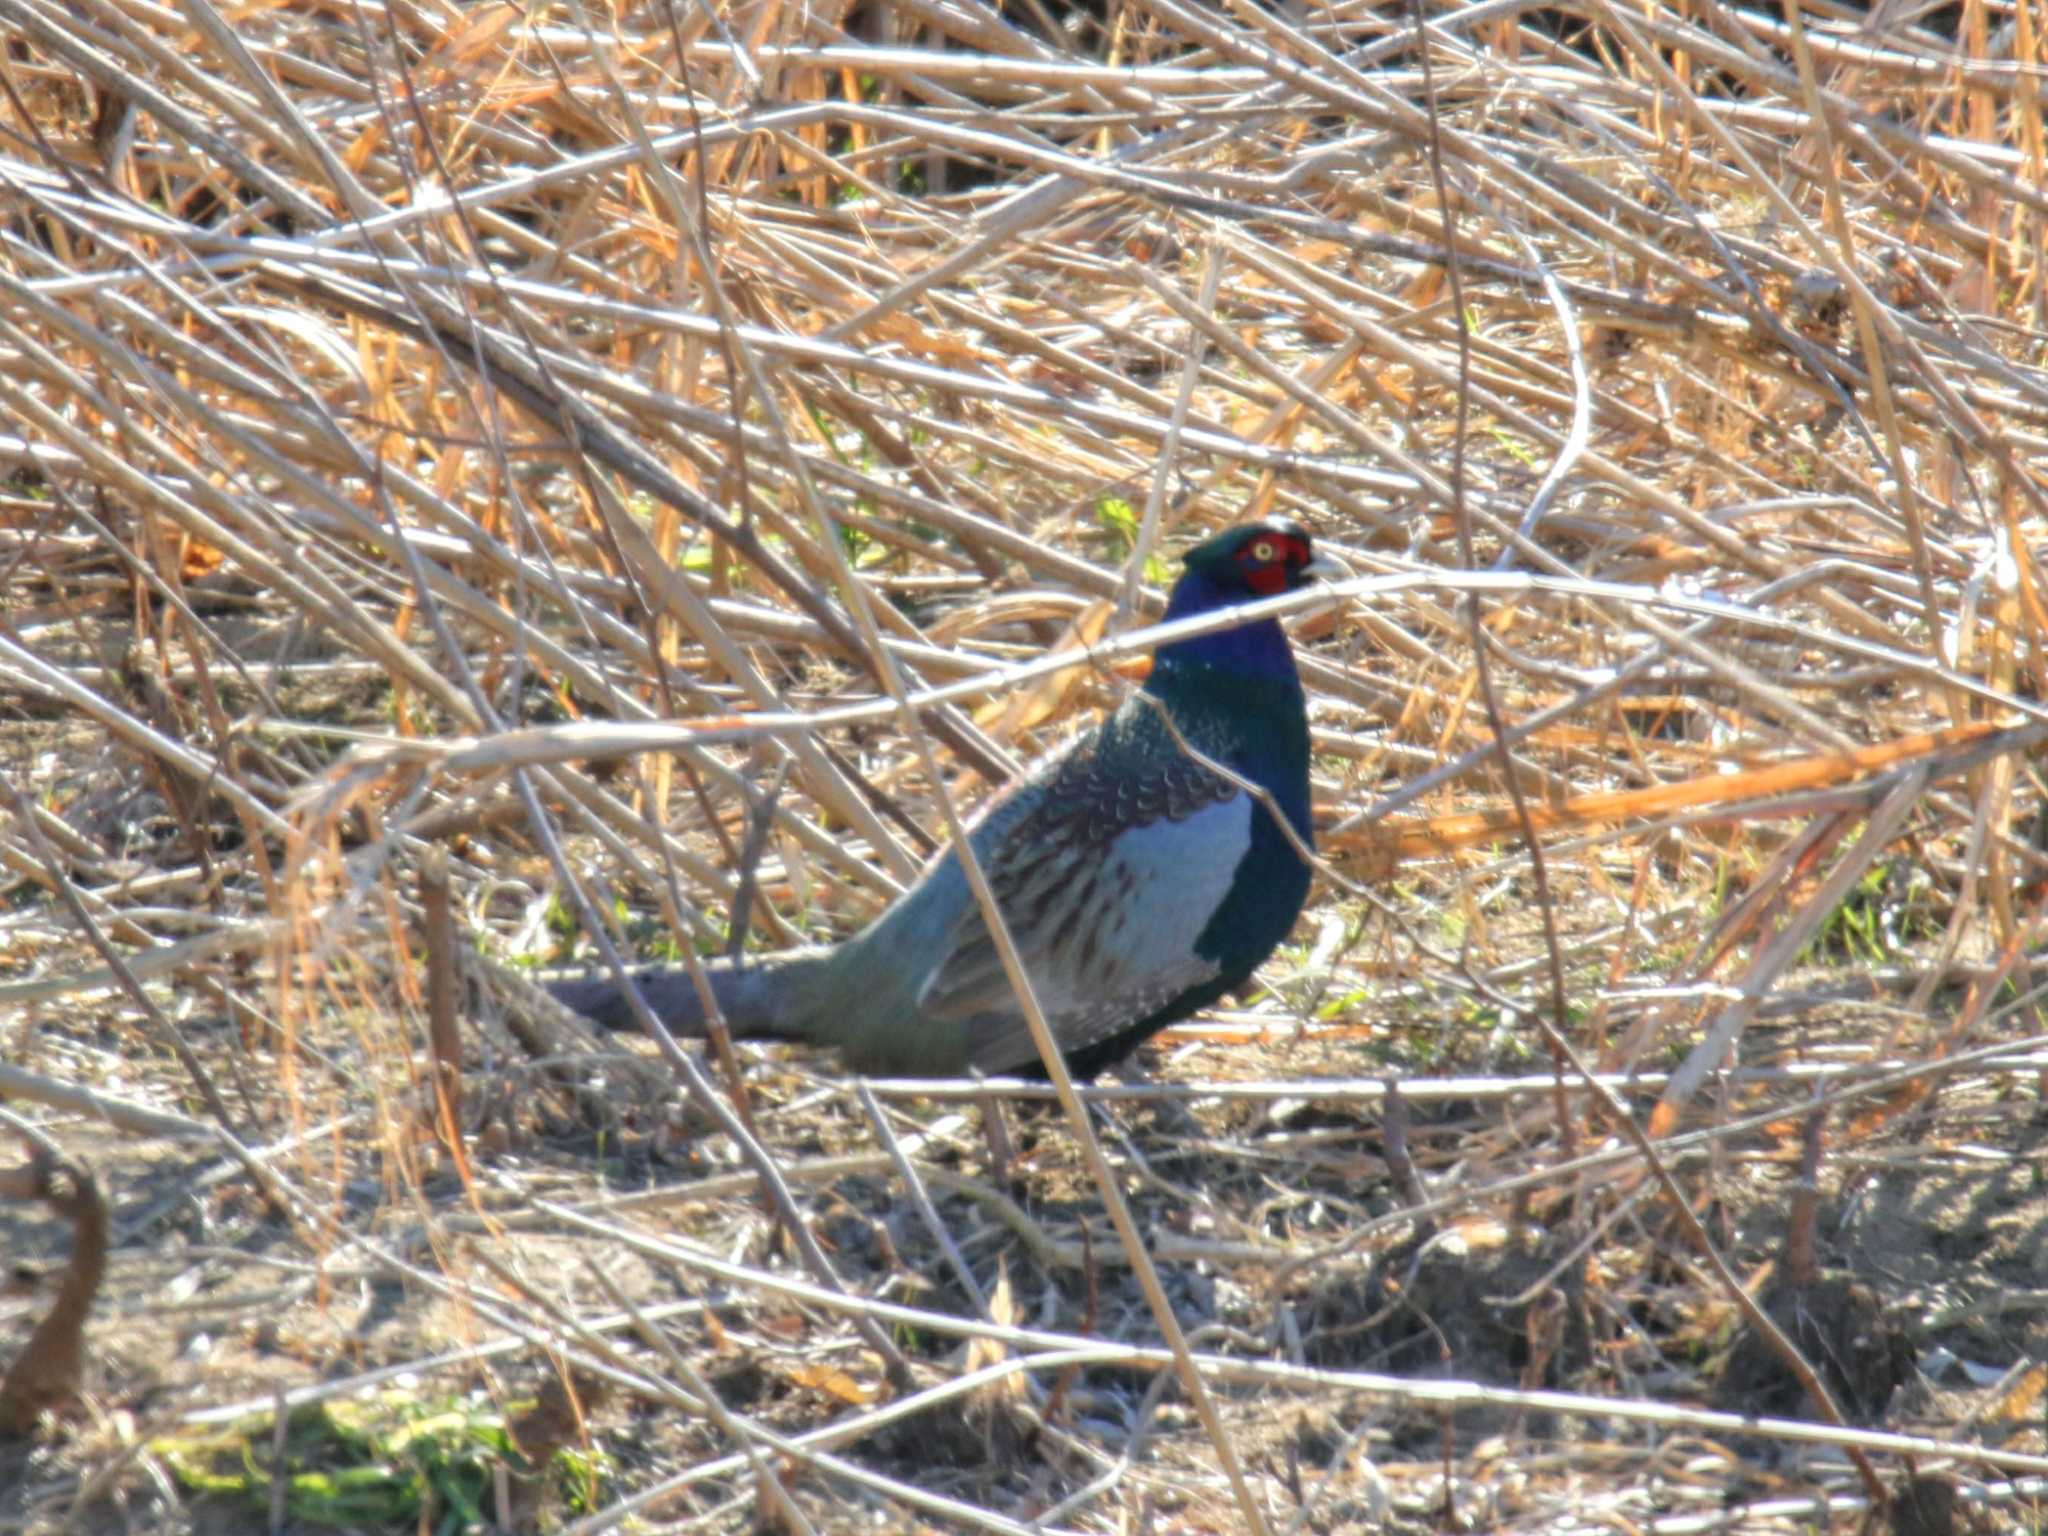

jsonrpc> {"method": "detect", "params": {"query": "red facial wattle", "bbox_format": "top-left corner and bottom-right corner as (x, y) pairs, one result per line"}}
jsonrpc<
(1237, 533), (1306, 595)
(1244, 565), (1286, 595)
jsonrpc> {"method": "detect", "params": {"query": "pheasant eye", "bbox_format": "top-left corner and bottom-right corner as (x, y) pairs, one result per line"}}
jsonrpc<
(1248, 539), (1276, 562)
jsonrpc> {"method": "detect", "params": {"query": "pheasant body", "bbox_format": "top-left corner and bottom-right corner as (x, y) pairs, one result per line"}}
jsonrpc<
(548, 520), (1334, 1077)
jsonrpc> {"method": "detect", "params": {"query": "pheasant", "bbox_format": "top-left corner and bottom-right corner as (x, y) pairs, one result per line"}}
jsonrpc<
(548, 519), (1338, 1077)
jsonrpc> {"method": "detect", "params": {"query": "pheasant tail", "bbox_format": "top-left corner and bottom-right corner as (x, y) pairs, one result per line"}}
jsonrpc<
(545, 950), (834, 1043)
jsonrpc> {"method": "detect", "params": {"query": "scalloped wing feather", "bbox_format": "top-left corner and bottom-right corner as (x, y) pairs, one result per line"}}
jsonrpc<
(918, 787), (1251, 1058)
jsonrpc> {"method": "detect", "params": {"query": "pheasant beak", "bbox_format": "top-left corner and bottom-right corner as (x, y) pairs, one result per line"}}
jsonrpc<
(1298, 550), (1348, 586)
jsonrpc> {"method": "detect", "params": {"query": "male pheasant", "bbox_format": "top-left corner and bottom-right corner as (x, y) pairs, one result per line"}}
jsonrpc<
(548, 519), (1337, 1077)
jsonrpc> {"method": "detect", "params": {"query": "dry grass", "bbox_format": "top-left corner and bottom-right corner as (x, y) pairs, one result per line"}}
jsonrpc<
(3, 0), (2048, 1530)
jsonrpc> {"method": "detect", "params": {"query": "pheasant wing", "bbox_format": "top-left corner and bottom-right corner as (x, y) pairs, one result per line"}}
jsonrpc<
(957, 960), (1222, 1073)
(917, 743), (1251, 1059)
